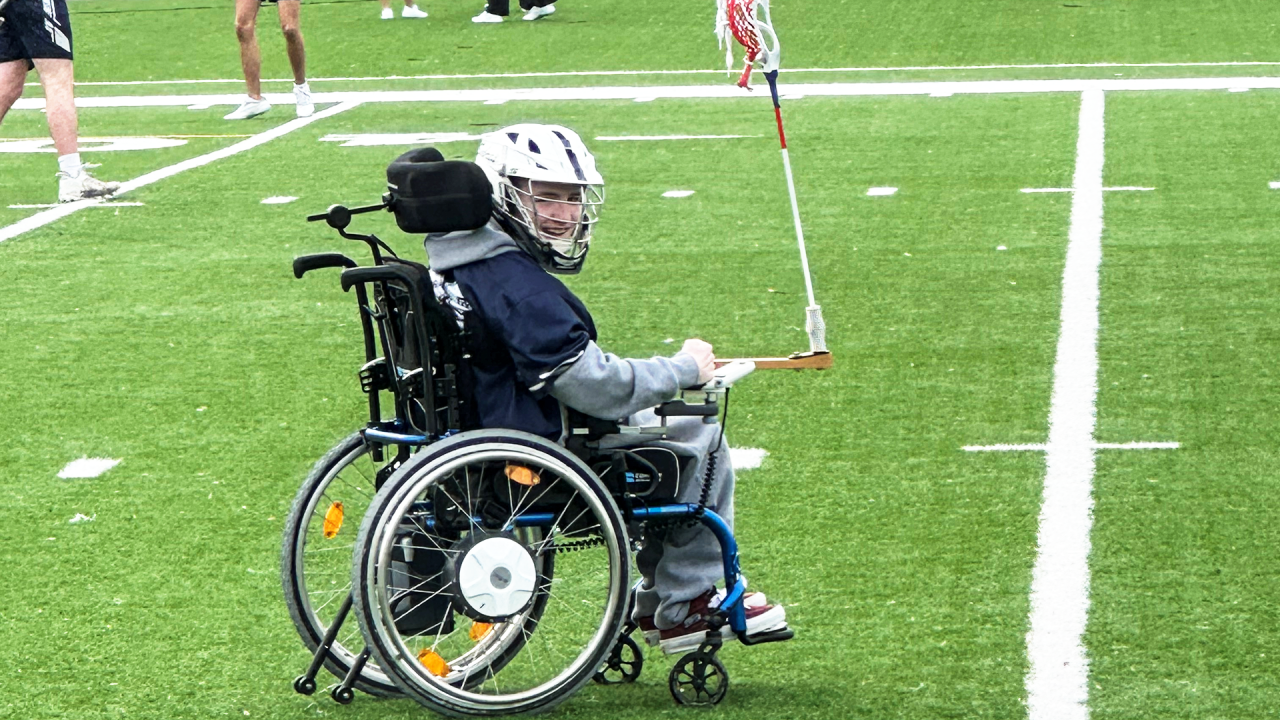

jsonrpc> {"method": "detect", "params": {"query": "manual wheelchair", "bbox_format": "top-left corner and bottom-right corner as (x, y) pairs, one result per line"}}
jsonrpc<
(280, 150), (792, 716)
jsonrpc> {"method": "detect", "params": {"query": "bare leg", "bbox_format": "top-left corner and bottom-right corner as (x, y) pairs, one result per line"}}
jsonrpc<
(0, 60), (28, 126)
(277, 0), (306, 85)
(233, 0), (263, 99)
(31, 58), (78, 156)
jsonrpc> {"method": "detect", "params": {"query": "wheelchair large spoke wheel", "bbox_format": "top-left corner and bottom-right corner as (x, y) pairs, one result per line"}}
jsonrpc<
(352, 430), (630, 717)
(281, 432), (406, 697)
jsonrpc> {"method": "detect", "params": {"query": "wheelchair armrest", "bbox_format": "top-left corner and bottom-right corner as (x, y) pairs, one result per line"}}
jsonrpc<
(293, 252), (357, 278)
(654, 399), (718, 417)
(340, 264), (420, 293)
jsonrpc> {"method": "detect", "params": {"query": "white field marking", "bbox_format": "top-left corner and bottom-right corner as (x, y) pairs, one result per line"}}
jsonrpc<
(1094, 441), (1180, 450)
(68, 513), (96, 524)
(729, 447), (768, 471)
(867, 186), (898, 196)
(1270, 181), (1280, 189)
(29, 60), (1280, 88)
(662, 190), (696, 198)
(594, 134), (758, 141)
(0, 137), (187, 153)
(930, 91), (954, 97)
(187, 103), (212, 110)
(14, 76), (1280, 111)
(319, 132), (480, 147)
(1228, 87), (1250, 93)
(1026, 88), (1104, 720)
(483, 98), (507, 105)
(58, 457), (121, 479)
(0, 101), (360, 246)
(633, 96), (657, 102)
(9, 202), (144, 209)
(963, 442), (1179, 452)
(1022, 186), (1154, 193)
(261, 196), (299, 204)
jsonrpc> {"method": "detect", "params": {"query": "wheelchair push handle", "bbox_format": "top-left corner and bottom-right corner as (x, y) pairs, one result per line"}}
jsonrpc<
(339, 264), (420, 293)
(292, 253), (357, 279)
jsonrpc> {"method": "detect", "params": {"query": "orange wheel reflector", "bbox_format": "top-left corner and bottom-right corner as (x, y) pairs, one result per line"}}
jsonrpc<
(418, 649), (451, 677)
(322, 502), (345, 539)
(505, 464), (540, 486)
(469, 622), (494, 642)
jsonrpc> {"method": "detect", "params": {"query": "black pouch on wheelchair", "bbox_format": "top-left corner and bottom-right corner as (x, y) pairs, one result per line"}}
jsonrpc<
(594, 447), (684, 500)
(386, 149), (494, 235)
(389, 532), (456, 637)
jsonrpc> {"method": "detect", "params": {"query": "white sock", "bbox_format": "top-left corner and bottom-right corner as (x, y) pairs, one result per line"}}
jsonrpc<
(294, 82), (309, 91)
(58, 153), (83, 176)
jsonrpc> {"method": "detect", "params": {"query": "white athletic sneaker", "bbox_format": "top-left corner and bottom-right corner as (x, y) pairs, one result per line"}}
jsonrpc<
(522, 4), (554, 20)
(293, 83), (314, 118)
(471, 10), (503, 22)
(401, 4), (427, 17)
(381, 6), (394, 18)
(224, 96), (271, 120)
(57, 164), (121, 203)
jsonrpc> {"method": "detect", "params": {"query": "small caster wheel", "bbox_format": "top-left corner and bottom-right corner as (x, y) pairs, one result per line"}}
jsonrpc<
(331, 686), (355, 705)
(668, 650), (728, 706)
(293, 675), (316, 696)
(594, 634), (644, 684)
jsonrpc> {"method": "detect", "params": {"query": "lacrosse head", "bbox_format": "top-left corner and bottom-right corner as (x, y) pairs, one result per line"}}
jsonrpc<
(716, 0), (780, 86)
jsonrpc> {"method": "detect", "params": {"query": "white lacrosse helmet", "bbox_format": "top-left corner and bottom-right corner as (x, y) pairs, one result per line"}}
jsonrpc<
(475, 124), (605, 274)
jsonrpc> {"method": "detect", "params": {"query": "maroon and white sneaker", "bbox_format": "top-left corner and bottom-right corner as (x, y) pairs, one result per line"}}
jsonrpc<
(635, 589), (770, 647)
(656, 589), (786, 655)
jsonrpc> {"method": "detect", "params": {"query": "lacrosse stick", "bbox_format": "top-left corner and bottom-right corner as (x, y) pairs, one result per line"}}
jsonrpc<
(717, 0), (829, 365)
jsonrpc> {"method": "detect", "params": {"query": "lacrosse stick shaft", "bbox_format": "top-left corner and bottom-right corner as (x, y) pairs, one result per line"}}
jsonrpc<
(765, 70), (827, 353)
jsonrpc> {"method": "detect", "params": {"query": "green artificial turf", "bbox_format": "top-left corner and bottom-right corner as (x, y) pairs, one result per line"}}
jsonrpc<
(2, 2), (1279, 719)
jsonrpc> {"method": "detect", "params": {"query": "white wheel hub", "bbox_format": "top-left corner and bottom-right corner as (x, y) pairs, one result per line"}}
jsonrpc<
(456, 536), (537, 619)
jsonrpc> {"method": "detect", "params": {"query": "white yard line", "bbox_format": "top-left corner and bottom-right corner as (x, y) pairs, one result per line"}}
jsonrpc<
(0, 101), (360, 246)
(1025, 88), (1105, 720)
(26, 60), (1280, 88)
(11, 76), (1280, 112)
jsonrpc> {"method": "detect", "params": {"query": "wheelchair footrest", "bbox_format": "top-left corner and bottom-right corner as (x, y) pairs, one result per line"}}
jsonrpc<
(736, 627), (794, 646)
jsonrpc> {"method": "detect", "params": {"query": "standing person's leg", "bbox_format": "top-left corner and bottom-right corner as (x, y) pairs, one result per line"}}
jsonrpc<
(233, 0), (263, 98)
(276, 0), (313, 117)
(30, 58), (77, 155)
(35, 58), (120, 202)
(276, 0), (304, 85)
(226, 0), (271, 119)
(0, 60), (27, 125)
(473, 0), (507, 22)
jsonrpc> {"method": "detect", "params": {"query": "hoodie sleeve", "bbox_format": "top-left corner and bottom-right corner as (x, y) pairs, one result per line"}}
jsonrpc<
(547, 341), (702, 420)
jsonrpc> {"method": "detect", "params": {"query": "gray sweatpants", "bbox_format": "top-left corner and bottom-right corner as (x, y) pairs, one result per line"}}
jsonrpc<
(600, 409), (735, 629)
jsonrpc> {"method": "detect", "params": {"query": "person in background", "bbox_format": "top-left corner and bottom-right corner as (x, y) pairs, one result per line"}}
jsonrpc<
(379, 0), (427, 21)
(472, 0), (555, 23)
(0, 0), (120, 202)
(225, 0), (312, 120)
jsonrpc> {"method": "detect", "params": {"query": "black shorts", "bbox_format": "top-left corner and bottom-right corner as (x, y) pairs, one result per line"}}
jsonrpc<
(0, 0), (75, 67)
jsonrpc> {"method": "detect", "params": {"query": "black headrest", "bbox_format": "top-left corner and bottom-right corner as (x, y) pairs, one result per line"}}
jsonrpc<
(385, 147), (493, 234)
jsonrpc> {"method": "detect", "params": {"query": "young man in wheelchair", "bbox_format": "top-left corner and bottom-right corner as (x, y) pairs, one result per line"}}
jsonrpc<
(421, 123), (788, 654)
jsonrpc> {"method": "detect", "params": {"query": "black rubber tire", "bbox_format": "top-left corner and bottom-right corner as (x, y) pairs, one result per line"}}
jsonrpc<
(281, 432), (405, 698)
(352, 430), (631, 717)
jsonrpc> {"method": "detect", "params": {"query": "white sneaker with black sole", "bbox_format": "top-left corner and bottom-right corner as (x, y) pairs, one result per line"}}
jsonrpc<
(224, 96), (271, 120)
(293, 83), (314, 118)
(57, 164), (121, 203)
(522, 4), (554, 20)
